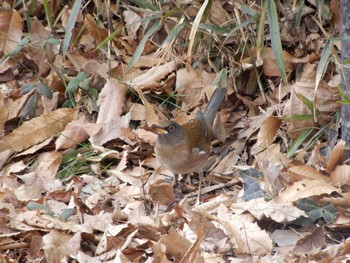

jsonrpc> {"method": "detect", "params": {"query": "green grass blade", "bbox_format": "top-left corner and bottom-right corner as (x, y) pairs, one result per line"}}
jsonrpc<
(213, 68), (227, 87)
(95, 28), (123, 50)
(130, 0), (159, 11)
(127, 20), (161, 71)
(43, 0), (53, 32)
(62, 0), (83, 52)
(159, 17), (185, 49)
(313, 38), (332, 121)
(187, 0), (211, 65)
(267, 0), (287, 83)
(283, 114), (314, 121)
(295, 92), (321, 116)
(286, 127), (313, 158)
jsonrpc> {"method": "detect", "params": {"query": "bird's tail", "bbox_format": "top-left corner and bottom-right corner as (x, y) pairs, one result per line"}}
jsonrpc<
(203, 87), (227, 125)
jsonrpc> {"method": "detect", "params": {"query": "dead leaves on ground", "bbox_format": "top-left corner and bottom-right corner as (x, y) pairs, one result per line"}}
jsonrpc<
(0, 0), (349, 262)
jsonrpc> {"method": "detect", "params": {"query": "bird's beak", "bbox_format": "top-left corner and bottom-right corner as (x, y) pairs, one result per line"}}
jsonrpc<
(144, 125), (168, 135)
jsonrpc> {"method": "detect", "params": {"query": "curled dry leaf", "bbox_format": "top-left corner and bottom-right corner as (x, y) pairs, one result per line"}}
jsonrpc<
(330, 165), (350, 186)
(0, 108), (78, 154)
(126, 59), (182, 91)
(257, 116), (282, 148)
(326, 140), (346, 173)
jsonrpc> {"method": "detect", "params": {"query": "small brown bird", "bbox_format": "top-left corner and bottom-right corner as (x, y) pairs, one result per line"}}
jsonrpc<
(149, 87), (227, 185)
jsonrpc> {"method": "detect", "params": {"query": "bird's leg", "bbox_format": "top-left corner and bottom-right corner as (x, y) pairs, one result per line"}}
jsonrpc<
(172, 173), (179, 187)
(196, 171), (204, 204)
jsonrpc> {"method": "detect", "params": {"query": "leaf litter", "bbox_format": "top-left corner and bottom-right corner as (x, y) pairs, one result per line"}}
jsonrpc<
(0, 0), (348, 262)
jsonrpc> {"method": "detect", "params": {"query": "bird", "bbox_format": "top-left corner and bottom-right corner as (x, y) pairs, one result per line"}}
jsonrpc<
(148, 87), (227, 198)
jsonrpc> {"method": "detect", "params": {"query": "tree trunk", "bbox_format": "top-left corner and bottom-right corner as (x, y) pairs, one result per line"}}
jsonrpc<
(340, 0), (350, 147)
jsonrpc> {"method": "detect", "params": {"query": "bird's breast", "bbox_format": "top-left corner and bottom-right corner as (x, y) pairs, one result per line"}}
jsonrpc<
(154, 141), (210, 174)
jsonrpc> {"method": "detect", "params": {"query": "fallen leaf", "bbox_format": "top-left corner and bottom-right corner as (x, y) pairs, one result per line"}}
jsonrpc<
(231, 198), (307, 223)
(275, 179), (339, 204)
(292, 227), (326, 255)
(326, 140), (345, 173)
(0, 108), (78, 154)
(330, 165), (350, 186)
(257, 116), (282, 147)
(55, 115), (90, 150)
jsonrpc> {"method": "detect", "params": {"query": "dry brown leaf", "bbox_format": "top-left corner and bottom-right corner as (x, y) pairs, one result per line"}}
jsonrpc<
(55, 115), (90, 150)
(330, 165), (350, 186)
(326, 140), (346, 173)
(135, 89), (161, 125)
(209, 1), (231, 25)
(90, 114), (130, 146)
(257, 116), (282, 147)
(0, 108), (78, 154)
(237, 114), (267, 141)
(231, 198), (307, 223)
(255, 143), (288, 164)
(148, 181), (176, 206)
(0, 10), (23, 73)
(84, 14), (108, 43)
(263, 47), (295, 77)
(217, 205), (273, 255)
(259, 160), (287, 195)
(0, 93), (8, 135)
(97, 79), (126, 123)
(292, 227), (326, 255)
(159, 233), (193, 261)
(27, 18), (54, 77)
(275, 179), (339, 204)
(176, 67), (215, 109)
(330, 0), (340, 33)
(127, 59), (182, 91)
(14, 138), (53, 157)
(34, 151), (62, 192)
(283, 63), (340, 138)
(123, 10), (141, 39)
(42, 230), (80, 261)
(0, 149), (12, 170)
(130, 103), (146, 121)
(125, 54), (160, 68)
(287, 165), (330, 182)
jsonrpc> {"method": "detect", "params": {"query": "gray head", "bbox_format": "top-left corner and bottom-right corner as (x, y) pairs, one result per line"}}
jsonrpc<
(151, 120), (185, 146)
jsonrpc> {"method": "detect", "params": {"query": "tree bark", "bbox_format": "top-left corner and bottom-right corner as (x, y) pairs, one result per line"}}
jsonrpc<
(340, 0), (350, 146)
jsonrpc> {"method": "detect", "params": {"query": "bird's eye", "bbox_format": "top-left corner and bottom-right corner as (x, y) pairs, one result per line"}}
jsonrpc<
(168, 125), (175, 131)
